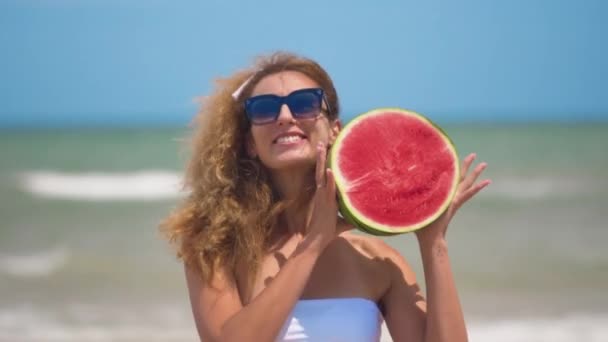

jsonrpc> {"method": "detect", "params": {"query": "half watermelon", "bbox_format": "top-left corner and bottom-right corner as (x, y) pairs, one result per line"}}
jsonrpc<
(330, 108), (460, 235)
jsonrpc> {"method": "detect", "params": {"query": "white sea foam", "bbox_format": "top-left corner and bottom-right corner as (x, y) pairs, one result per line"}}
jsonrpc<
(466, 314), (608, 342)
(0, 247), (68, 278)
(1, 305), (607, 342)
(380, 314), (608, 342)
(19, 170), (184, 201)
(483, 177), (600, 199)
(0, 305), (196, 341)
(18, 171), (601, 202)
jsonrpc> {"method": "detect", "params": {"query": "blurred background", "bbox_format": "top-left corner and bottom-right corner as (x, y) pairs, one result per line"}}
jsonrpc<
(1, 0), (607, 341)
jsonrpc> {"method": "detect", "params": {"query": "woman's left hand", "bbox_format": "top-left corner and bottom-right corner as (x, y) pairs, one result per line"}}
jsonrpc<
(415, 153), (491, 246)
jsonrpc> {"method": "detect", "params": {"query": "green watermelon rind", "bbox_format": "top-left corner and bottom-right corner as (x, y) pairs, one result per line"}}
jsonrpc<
(330, 108), (460, 235)
(337, 194), (400, 236)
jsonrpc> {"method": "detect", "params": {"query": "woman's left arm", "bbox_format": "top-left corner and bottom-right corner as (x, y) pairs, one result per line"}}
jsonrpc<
(382, 153), (491, 342)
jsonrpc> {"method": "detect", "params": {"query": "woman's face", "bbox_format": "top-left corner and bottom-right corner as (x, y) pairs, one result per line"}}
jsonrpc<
(247, 71), (340, 171)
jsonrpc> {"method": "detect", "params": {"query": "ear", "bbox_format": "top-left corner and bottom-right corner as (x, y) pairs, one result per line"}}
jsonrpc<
(328, 119), (342, 146)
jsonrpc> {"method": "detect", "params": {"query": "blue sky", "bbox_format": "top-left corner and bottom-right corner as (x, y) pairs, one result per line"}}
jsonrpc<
(1, 0), (606, 127)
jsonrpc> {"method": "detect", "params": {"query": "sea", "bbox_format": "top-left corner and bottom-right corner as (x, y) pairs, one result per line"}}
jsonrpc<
(1, 122), (607, 342)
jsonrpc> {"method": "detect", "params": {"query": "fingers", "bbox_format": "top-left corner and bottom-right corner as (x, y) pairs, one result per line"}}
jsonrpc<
(315, 142), (327, 188)
(460, 153), (476, 182)
(454, 179), (492, 210)
(461, 161), (487, 190)
(451, 153), (491, 212)
(325, 168), (336, 199)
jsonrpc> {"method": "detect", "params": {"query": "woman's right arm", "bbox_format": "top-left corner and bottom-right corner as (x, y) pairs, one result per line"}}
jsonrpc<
(186, 142), (338, 342)
(185, 237), (324, 342)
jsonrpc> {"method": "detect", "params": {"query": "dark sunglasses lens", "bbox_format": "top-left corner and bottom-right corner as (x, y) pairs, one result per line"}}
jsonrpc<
(247, 97), (280, 124)
(288, 91), (322, 118)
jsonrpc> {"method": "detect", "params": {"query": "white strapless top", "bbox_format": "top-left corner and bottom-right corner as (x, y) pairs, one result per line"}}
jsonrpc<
(276, 297), (383, 342)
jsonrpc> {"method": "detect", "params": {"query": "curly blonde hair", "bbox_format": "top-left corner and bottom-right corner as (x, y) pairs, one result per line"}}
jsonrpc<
(161, 51), (340, 291)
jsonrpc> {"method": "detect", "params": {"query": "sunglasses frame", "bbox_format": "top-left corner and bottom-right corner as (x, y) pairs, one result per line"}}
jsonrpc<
(244, 88), (331, 125)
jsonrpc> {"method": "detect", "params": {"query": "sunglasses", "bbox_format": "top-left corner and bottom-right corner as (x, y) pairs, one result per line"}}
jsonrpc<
(245, 88), (330, 125)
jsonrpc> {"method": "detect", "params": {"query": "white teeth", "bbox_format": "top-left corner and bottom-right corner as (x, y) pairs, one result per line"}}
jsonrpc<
(276, 135), (303, 143)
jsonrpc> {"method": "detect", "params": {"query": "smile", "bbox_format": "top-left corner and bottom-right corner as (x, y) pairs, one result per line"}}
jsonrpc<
(273, 132), (307, 145)
(276, 135), (303, 144)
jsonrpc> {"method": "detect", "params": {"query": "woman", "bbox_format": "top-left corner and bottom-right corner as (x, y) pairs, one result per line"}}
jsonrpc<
(162, 52), (490, 342)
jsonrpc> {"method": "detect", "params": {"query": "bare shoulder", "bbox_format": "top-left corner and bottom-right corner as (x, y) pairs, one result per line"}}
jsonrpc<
(340, 230), (388, 257)
(339, 229), (419, 294)
(340, 230), (415, 276)
(339, 229), (424, 320)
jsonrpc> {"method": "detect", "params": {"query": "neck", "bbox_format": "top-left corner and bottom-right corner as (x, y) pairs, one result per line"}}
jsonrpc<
(270, 166), (316, 235)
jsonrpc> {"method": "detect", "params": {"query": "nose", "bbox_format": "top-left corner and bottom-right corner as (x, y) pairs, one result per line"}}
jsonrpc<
(276, 104), (296, 125)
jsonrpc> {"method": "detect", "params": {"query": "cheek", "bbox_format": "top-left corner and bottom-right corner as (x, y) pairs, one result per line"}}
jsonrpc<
(310, 122), (331, 144)
(249, 127), (272, 152)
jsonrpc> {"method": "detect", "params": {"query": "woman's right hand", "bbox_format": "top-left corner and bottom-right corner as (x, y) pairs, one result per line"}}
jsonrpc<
(303, 142), (340, 251)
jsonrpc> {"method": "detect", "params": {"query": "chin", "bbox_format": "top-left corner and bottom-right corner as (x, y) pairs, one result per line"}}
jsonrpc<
(264, 153), (316, 171)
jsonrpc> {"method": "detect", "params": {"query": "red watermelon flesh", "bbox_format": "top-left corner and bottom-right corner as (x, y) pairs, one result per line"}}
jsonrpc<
(331, 109), (459, 234)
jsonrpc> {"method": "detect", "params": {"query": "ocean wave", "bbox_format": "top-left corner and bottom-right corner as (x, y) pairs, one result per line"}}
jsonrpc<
(19, 170), (184, 201)
(1, 305), (607, 342)
(16, 172), (604, 202)
(0, 247), (69, 278)
(0, 305), (196, 341)
(467, 314), (608, 342)
(483, 177), (601, 199)
(383, 314), (608, 341)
